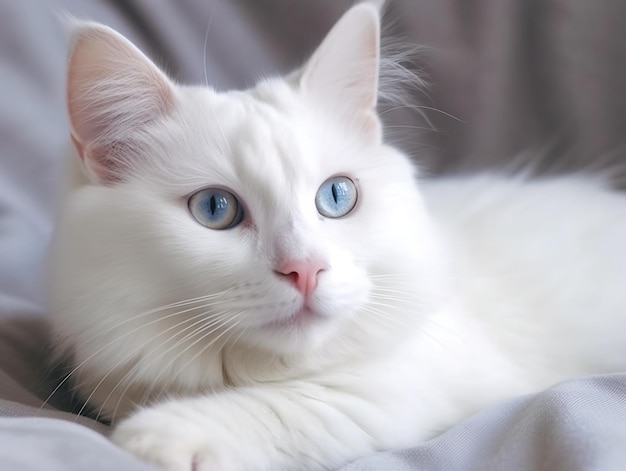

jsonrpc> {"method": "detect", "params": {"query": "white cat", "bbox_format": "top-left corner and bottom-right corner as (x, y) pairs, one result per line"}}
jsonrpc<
(49, 3), (626, 471)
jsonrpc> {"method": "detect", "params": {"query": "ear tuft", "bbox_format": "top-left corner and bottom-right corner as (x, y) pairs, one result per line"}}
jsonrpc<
(66, 21), (174, 184)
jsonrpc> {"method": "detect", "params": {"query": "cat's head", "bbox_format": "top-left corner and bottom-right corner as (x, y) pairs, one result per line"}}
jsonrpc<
(51, 4), (446, 378)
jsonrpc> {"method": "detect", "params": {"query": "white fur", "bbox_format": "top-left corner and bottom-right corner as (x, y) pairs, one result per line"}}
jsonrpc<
(49, 4), (626, 471)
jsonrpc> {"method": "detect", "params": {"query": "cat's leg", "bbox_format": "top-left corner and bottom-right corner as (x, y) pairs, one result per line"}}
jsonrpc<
(110, 379), (422, 471)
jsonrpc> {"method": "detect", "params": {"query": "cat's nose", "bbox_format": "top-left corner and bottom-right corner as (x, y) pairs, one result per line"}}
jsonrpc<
(275, 258), (328, 298)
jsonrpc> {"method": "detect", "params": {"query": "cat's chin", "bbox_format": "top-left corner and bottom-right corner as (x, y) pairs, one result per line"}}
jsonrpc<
(242, 305), (340, 354)
(262, 306), (326, 330)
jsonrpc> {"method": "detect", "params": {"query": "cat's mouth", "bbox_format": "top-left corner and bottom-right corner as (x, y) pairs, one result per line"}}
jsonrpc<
(263, 306), (325, 330)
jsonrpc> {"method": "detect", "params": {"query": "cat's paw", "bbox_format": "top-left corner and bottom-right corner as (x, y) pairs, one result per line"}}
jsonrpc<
(110, 403), (256, 471)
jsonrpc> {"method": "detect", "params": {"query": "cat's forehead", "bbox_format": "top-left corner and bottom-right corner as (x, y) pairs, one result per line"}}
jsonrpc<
(164, 82), (353, 197)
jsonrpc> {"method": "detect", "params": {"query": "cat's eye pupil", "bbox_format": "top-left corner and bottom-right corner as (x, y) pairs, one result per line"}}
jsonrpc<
(209, 195), (217, 215)
(331, 184), (338, 203)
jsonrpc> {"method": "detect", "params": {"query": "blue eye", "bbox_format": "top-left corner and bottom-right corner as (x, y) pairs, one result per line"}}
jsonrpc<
(315, 176), (358, 218)
(188, 188), (244, 230)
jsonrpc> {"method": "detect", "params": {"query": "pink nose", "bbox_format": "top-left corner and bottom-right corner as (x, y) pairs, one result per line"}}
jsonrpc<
(275, 258), (327, 297)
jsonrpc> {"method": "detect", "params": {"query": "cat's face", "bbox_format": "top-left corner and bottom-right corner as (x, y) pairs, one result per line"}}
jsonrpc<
(77, 86), (426, 354)
(52, 6), (443, 373)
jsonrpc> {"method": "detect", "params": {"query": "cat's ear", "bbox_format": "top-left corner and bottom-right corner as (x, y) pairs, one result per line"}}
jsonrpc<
(66, 21), (174, 184)
(300, 3), (381, 139)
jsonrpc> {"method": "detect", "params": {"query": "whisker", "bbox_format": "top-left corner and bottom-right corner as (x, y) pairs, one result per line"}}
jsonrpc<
(104, 312), (239, 420)
(371, 286), (415, 294)
(202, 1), (217, 87)
(385, 124), (434, 132)
(75, 290), (237, 345)
(380, 104), (463, 123)
(43, 300), (230, 416)
(369, 273), (414, 279)
(361, 301), (459, 347)
(359, 306), (449, 347)
(95, 310), (232, 422)
(366, 300), (418, 310)
(369, 293), (417, 304)
(126, 311), (246, 418)
(175, 315), (247, 376)
(74, 308), (223, 421)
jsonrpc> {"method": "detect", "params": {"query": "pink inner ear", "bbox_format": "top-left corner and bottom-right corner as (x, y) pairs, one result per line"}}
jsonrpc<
(87, 142), (135, 184)
(66, 23), (174, 184)
(71, 132), (132, 184)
